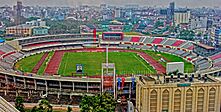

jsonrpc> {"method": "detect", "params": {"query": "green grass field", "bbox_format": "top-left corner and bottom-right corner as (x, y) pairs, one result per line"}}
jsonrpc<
(143, 50), (194, 73)
(15, 50), (195, 76)
(58, 52), (156, 76)
(15, 53), (44, 73)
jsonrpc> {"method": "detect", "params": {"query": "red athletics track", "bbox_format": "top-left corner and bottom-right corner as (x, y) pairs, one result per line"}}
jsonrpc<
(43, 48), (166, 75)
(44, 51), (64, 75)
(32, 52), (49, 73)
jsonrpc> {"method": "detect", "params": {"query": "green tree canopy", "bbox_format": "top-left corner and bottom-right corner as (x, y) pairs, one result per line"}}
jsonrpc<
(31, 99), (53, 112)
(67, 106), (72, 112)
(80, 93), (116, 112)
(15, 96), (25, 112)
(178, 30), (195, 40)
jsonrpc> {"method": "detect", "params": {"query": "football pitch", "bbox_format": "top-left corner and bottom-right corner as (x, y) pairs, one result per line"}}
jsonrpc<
(15, 50), (194, 76)
(58, 52), (156, 76)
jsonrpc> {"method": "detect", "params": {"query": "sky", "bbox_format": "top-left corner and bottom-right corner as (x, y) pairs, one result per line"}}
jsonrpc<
(0, 0), (220, 8)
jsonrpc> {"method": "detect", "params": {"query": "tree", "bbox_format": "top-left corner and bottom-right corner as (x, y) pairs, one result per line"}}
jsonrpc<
(15, 96), (25, 112)
(80, 92), (116, 112)
(67, 106), (72, 112)
(31, 99), (53, 112)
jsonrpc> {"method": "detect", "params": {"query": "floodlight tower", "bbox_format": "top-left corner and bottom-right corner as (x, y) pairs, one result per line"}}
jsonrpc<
(101, 46), (117, 99)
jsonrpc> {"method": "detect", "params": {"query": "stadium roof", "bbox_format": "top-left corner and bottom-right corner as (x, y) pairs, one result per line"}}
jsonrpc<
(197, 43), (215, 50)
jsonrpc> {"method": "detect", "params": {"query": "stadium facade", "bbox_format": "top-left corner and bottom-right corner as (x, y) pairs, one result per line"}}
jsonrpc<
(136, 75), (221, 112)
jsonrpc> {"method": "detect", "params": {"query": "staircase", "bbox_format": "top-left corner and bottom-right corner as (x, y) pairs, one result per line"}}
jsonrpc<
(0, 96), (19, 112)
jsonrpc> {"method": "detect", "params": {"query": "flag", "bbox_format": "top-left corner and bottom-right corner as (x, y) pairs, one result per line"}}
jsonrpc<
(117, 77), (121, 90)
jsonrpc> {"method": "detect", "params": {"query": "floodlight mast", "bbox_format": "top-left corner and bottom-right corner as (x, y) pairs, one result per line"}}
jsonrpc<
(100, 45), (116, 99)
(106, 45), (108, 77)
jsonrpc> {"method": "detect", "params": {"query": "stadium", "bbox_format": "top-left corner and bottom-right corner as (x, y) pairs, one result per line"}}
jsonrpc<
(0, 32), (220, 106)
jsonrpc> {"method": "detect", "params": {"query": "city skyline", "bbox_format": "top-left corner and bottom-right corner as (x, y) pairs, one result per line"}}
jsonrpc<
(0, 0), (221, 8)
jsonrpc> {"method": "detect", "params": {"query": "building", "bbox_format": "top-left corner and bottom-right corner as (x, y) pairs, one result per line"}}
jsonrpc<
(6, 24), (32, 36)
(166, 2), (175, 24)
(114, 8), (121, 18)
(136, 75), (221, 112)
(16, 1), (22, 17)
(190, 16), (208, 31)
(32, 26), (49, 36)
(6, 19), (49, 37)
(215, 28), (221, 47)
(174, 10), (190, 26)
(160, 9), (168, 16)
(169, 2), (175, 21)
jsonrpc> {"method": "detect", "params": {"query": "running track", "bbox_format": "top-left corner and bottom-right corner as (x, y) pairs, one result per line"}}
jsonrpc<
(44, 51), (64, 75)
(43, 48), (166, 75)
(32, 52), (49, 73)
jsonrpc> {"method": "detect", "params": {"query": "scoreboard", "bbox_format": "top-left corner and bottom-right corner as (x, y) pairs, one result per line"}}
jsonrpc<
(102, 32), (124, 41)
(76, 64), (83, 74)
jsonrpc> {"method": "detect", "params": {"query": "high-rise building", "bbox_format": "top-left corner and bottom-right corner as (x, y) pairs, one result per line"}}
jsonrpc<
(100, 4), (107, 10)
(169, 2), (175, 17)
(136, 75), (221, 112)
(215, 28), (221, 48)
(114, 8), (121, 18)
(16, 1), (22, 17)
(190, 16), (208, 31)
(174, 10), (190, 26)
(167, 2), (175, 23)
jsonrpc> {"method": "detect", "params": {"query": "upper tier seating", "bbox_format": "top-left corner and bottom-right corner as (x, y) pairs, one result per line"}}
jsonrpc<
(210, 52), (221, 60)
(171, 40), (184, 47)
(163, 39), (176, 46)
(143, 37), (155, 43)
(182, 42), (192, 49)
(130, 37), (140, 42)
(122, 37), (132, 42)
(23, 42), (60, 48)
(152, 38), (164, 44)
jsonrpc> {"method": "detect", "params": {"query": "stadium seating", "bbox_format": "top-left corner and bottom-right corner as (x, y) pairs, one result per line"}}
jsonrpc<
(210, 52), (221, 60)
(23, 42), (60, 48)
(181, 52), (191, 57)
(0, 60), (13, 71)
(213, 58), (221, 63)
(167, 49), (177, 54)
(152, 38), (164, 44)
(194, 59), (207, 65)
(163, 39), (176, 46)
(187, 46), (194, 50)
(157, 47), (170, 52)
(141, 45), (152, 50)
(130, 37), (140, 42)
(0, 44), (15, 54)
(139, 37), (146, 43)
(2, 51), (16, 58)
(122, 37), (132, 42)
(159, 38), (168, 45)
(173, 50), (185, 55)
(171, 40), (184, 47)
(0, 50), (5, 56)
(143, 37), (155, 43)
(180, 42), (192, 49)
(198, 62), (211, 70)
(214, 61), (221, 67)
